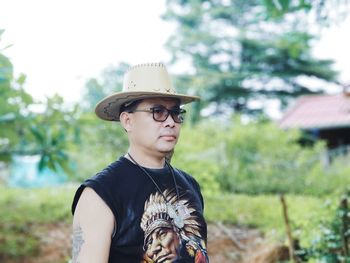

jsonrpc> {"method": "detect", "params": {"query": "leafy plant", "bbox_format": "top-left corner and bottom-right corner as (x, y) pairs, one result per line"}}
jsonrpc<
(0, 30), (79, 176)
(306, 190), (350, 262)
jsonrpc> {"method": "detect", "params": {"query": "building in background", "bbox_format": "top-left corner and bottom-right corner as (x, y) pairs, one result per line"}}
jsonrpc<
(278, 89), (350, 160)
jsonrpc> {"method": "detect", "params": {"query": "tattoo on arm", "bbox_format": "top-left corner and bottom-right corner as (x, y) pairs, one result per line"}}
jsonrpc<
(72, 224), (84, 263)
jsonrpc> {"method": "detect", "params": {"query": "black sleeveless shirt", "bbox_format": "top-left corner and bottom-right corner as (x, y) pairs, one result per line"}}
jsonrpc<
(71, 157), (209, 262)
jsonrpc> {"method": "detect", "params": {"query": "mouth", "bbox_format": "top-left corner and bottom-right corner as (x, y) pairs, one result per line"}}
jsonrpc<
(160, 135), (177, 141)
(156, 253), (175, 262)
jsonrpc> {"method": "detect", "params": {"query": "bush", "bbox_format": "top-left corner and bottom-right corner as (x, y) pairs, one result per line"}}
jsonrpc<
(204, 193), (333, 236)
(173, 117), (350, 196)
(305, 190), (350, 262)
(216, 118), (325, 194)
(172, 121), (221, 195)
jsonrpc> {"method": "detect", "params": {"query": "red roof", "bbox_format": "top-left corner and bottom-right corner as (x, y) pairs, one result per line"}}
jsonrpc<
(278, 93), (350, 129)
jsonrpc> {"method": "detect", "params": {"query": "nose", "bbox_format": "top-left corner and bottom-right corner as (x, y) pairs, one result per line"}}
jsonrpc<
(148, 240), (162, 258)
(163, 112), (176, 128)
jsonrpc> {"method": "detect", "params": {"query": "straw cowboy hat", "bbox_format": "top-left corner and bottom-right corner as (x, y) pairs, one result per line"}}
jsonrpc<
(95, 62), (200, 121)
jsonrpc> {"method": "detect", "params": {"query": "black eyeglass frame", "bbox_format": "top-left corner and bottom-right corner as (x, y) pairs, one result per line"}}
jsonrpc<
(128, 106), (186, 123)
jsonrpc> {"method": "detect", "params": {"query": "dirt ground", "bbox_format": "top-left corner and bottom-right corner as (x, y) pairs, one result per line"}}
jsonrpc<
(207, 224), (289, 263)
(2, 222), (289, 263)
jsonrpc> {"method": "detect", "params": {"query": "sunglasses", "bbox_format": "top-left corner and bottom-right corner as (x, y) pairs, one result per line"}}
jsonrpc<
(129, 105), (186, 123)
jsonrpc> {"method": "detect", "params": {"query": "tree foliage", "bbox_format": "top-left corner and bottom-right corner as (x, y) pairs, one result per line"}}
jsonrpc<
(82, 62), (130, 111)
(163, 0), (342, 117)
(262, 0), (349, 24)
(68, 63), (131, 181)
(0, 30), (78, 174)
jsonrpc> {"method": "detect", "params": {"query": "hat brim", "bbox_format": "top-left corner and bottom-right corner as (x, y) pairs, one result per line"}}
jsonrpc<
(95, 91), (200, 121)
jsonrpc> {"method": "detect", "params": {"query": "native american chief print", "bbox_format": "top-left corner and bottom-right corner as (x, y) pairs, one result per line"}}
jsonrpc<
(140, 189), (208, 263)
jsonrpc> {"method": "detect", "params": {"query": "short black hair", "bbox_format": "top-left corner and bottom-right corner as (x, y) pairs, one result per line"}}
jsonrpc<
(119, 99), (143, 117)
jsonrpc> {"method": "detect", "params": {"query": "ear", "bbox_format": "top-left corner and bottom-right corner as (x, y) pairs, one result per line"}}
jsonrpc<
(120, 112), (132, 132)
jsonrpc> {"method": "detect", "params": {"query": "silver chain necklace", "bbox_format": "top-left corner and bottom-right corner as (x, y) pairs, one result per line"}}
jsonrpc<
(127, 153), (188, 229)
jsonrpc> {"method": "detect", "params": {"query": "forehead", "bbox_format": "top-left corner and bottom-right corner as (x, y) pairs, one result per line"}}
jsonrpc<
(150, 226), (174, 237)
(139, 97), (181, 107)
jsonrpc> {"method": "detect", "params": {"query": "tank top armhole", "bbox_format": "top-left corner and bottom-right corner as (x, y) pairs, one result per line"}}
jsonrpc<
(111, 220), (117, 238)
(72, 179), (120, 237)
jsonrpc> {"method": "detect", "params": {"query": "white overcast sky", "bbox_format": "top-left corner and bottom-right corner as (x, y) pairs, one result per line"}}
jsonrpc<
(1, 0), (350, 103)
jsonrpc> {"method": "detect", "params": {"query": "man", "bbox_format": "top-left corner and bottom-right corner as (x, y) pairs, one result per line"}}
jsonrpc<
(71, 63), (208, 262)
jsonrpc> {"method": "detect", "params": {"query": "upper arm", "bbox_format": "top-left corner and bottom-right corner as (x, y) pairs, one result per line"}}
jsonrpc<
(72, 187), (115, 263)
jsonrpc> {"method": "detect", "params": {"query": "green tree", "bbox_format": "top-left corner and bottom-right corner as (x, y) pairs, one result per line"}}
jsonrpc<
(163, 0), (341, 118)
(69, 63), (131, 181)
(262, 0), (349, 24)
(0, 30), (78, 175)
(82, 62), (130, 111)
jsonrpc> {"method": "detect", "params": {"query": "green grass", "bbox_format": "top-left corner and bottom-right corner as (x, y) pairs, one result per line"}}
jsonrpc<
(204, 193), (337, 245)
(0, 184), (76, 224)
(0, 185), (339, 259)
(0, 184), (77, 258)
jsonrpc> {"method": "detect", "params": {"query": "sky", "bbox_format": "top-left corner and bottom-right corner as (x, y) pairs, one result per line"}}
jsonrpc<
(0, 0), (173, 102)
(313, 17), (350, 88)
(1, 0), (350, 103)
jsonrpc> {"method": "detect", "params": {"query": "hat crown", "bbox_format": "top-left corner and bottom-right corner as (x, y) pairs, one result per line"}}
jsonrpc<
(94, 62), (200, 121)
(123, 63), (176, 94)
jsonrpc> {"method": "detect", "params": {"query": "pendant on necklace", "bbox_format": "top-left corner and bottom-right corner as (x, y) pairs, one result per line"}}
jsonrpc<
(176, 203), (191, 219)
(173, 214), (185, 228)
(167, 203), (190, 229)
(167, 203), (177, 219)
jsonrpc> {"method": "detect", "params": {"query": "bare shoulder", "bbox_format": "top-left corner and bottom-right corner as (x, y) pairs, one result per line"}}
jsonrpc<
(74, 186), (114, 225)
(72, 187), (115, 263)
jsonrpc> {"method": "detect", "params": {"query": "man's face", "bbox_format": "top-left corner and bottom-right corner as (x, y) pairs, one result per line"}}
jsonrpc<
(144, 227), (180, 262)
(127, 98), (182, 156)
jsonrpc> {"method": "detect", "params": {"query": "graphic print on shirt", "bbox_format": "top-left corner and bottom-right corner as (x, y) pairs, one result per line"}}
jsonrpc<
(140, 189), (208, 263)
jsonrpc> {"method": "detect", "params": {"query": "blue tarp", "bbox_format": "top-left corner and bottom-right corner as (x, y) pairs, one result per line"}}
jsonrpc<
(8, 155), (67, 188)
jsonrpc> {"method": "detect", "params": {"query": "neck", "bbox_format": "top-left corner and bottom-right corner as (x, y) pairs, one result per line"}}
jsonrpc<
(126, 149), (166, 169)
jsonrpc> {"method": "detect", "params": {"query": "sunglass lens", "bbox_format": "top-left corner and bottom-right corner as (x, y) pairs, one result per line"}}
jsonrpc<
(172, 109), (185, 123)
(153, 107), (168, 121)
(151, 106), (186, 123)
